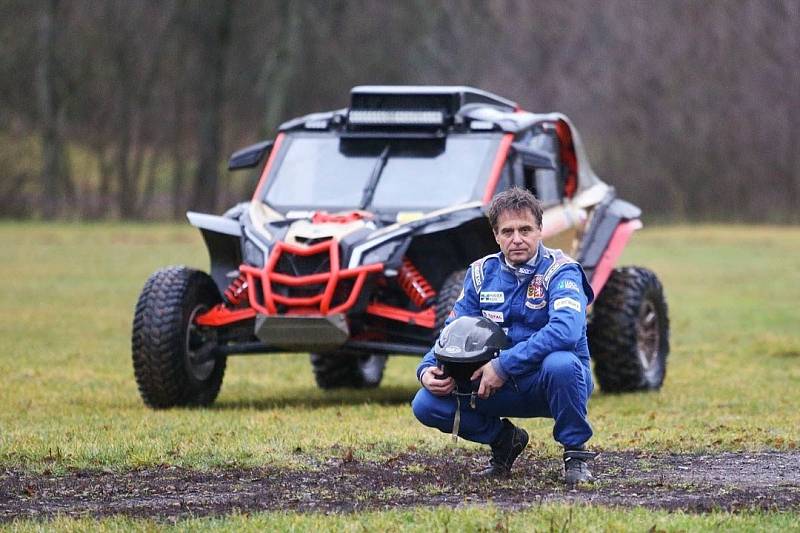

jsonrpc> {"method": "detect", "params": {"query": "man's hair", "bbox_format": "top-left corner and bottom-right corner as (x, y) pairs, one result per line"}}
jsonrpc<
(487, 187), (543, 232)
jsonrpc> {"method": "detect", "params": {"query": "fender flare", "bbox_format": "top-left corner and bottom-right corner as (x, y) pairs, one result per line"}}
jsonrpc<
(576, 197), (642, 297)
(186, 211), (243, 295)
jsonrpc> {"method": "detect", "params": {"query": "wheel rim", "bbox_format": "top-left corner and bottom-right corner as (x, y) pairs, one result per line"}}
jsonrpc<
(186, 305), (216, 381)
(636, 299), (660, 375)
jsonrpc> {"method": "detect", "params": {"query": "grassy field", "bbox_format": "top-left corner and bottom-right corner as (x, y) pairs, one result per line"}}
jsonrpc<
(1, 222), (799, 530)
(5, 505), (800, 532)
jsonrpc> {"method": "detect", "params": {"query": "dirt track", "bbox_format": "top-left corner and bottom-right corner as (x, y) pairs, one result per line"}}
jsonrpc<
(2, 450), (799, 522)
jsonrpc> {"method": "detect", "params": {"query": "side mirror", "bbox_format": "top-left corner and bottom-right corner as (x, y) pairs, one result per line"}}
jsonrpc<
(511, 142), (556, 170)
(228, 140), (274, 170)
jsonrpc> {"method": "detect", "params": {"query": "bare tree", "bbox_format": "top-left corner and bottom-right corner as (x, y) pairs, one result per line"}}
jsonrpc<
(35, 0), (73, 219)
(3, 0), (800, 221)
(189, 0), (235, 214)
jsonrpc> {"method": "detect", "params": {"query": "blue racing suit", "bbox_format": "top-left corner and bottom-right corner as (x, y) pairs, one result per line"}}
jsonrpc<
(412, 242), (595, 448)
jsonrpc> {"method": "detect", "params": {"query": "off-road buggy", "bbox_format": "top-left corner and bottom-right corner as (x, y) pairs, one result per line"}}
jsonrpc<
(132, 86), (670, 408)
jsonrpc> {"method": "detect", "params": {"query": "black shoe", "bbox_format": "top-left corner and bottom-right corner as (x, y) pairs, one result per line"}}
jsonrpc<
(563, 449), (598, 486)
(474, 419), (529, 478)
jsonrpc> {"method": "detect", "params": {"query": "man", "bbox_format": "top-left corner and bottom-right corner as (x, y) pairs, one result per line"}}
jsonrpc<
(412, 187), (596, 484)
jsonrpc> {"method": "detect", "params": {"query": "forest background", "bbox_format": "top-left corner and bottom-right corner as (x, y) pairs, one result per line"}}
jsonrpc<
(2, 0), (798, 222)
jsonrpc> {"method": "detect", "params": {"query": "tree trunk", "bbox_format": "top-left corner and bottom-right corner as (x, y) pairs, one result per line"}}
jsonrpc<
(191, 1), (234, 213)
(140, 151), (161, 218)
(260, 0), (302, 137)
(35, 0), (71, 219)
(171, 27), (188, 220)
(116, 81), (137, 219)
(95, 145), (113, 220)
(785, 1), (800, 220)
(171, 96), (187, 219)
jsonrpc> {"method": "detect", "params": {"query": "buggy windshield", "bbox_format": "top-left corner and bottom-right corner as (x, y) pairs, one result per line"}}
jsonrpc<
(261, 132), (502, 212)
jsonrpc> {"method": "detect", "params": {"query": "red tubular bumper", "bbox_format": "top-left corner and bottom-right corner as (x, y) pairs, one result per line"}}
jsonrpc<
(196, 239), (382, 327)
(240, 239), (383, 315)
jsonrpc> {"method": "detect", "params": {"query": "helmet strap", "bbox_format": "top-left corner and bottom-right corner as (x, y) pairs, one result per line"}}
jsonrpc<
(451, 391), (478, 443)
(452, 395), (461, 443)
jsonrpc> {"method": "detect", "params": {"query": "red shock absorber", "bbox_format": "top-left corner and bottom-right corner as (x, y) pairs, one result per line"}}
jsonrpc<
(397, 258), (437, 308)
(223, 273), (249, 306)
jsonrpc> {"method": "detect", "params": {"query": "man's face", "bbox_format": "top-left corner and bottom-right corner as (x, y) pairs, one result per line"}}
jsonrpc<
(493, 209), (542, 266)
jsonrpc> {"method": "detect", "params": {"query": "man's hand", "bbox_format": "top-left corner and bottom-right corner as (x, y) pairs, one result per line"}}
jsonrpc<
(471, 361), (506, 399)
(421, 366), (455, 396)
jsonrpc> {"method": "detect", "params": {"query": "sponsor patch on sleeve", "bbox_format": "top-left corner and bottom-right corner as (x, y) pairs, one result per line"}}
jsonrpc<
(553, 297), (581, 312)
(479, 291), (505, 303)
(482, 310), (504, 323)
(557, 279), (581, 292)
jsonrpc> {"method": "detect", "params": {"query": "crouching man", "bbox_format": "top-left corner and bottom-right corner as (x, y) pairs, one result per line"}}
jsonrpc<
(411, 187), (597, 485)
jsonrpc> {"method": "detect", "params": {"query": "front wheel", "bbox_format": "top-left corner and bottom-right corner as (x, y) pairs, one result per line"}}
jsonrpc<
(132, 266), (226, 408)
(588, 266), (670, 392)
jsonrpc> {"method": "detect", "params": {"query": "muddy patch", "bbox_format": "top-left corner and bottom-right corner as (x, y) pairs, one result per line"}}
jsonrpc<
(2, 450), (799, 522)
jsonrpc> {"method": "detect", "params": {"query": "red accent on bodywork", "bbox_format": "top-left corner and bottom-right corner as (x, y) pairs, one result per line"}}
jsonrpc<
(554, 120), (578, 199)
(311, 210), (373, 224)
(196, 305), (256, 326)
(482, 133), (514, 204)
(196, 274), (255, 326)
(251, 133), (285, 201)
(240, 239), (383, 315)
(366, 302), (436, 329)
(590, 219), (643, 298)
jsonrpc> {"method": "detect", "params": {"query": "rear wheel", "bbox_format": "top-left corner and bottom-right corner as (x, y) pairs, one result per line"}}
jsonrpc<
(132, 266), (226, 408)
(588, 266), (670, 392)
(309, 352), (387, 389)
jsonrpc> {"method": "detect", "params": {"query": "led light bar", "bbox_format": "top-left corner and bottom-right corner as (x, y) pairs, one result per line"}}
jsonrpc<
(348, 109), (445, 126)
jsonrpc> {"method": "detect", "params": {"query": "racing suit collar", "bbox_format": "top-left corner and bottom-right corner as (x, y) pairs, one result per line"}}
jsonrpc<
(501, 242), (542, 279)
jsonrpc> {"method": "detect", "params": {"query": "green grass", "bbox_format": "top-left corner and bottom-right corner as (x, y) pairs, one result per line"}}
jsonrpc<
(4, 505), (800, 532)
(2, 223), (798, 470)
(1, 222), (799, 528)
